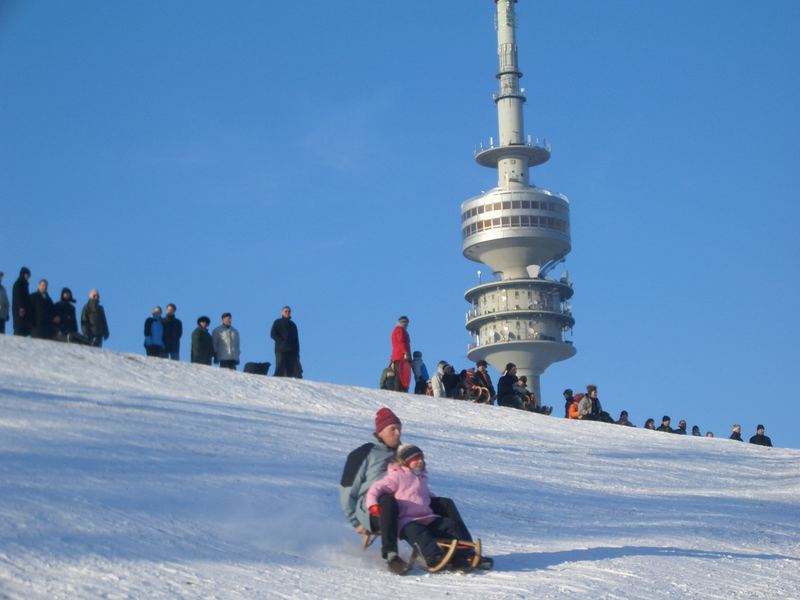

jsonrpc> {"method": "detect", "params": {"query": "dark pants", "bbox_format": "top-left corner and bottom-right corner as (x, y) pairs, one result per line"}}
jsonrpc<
(145, 345), (162, 357)
(274, 351), (300, 377)
(163, 351), (179, 360)
(89, 336), (103, 347)
(402, 516), (472, 564)
(219, 360), (237, 370)
(498, 395), (525, 410)
(0, 319), (5, 334)
(369, 495), (469, 560)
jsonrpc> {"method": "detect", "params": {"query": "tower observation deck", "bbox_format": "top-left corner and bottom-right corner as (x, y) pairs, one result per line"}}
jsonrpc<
(462, 0), (575, 404)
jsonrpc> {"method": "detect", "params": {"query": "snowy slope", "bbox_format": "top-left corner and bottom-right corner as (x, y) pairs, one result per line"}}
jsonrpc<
(1, 336), (798, 600)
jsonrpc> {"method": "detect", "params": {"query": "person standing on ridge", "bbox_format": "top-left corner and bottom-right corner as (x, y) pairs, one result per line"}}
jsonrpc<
(749, 425), (772, 447)
(191, 316), (213, 365)
(81, 289), (109, 347)
(390, 316), (412, 392)
(29, 279), (55, 340)
(0, 271), (9, 334)
(411, 351), (429, 394)
(212, 312), (240, 370)
(12, 267), (32, 336)
(162, 303), (183, 360)
(144, 306), (164, 357)
(270, 305), (301, 377)
(53, 288), (79, 342)
(729, 424), (743, 441)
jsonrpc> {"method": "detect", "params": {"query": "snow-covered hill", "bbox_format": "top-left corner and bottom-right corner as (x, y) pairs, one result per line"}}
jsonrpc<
(1, 336), (798, 599)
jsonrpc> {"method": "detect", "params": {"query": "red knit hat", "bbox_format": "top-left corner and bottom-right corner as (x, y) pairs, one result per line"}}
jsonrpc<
(375, 407), (401, 433)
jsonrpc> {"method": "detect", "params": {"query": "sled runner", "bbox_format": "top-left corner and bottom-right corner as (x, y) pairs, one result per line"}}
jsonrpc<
(361, 532), (486, 573)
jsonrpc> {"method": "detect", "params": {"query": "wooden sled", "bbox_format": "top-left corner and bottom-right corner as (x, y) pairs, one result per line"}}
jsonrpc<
(361, 532), (483, 573)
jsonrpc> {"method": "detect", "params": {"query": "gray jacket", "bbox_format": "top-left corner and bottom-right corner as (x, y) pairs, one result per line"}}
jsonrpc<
(212, 325), (240, 361)
(339, 435), (396, 530)
(430, 366), (446, 398)
(0, 284), (8, 321)
(577, 395), (592, 417)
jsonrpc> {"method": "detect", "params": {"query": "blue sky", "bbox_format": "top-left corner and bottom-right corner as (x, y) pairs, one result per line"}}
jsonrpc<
(2, 1), (798, 447)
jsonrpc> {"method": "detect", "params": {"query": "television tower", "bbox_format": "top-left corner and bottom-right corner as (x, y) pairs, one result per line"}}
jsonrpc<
(462, 0), (575, 404)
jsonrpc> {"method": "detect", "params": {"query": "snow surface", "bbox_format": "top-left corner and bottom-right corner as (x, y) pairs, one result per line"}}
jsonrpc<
(1, 336), (799, 600)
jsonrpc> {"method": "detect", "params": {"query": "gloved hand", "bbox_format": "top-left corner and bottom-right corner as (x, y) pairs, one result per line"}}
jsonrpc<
(368, 504), (381, 517)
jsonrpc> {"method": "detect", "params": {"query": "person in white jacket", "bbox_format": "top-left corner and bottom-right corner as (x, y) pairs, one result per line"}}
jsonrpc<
(430, 361), (448, 398)
(212, 312), (240, 369)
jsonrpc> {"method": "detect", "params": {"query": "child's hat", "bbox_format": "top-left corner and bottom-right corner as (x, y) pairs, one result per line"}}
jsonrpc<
(397, 444), (423, 464)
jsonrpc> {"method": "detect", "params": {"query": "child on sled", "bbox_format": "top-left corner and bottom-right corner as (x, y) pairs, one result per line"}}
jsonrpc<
(365, 444), (486, 570)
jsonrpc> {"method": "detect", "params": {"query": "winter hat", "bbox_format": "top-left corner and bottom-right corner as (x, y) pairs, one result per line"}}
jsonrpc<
(397, 315), (409, 324)
(61, 287), (75, 303)
(586, 384), (597, 393)
(197, 316), (211, 326)
(563, 388), (573, 396)
(375, 407), (401, 433)
(573, 392), (584, 402)
(412, 350), (422, 358)
(397, 444), (423, 465)
(662, 415), (671, 422)
(756, 424), (765, 431)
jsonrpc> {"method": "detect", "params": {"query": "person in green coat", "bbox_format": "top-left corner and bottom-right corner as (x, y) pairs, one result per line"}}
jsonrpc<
(191, 316), (213, 365)
(80, 288), (109, 347)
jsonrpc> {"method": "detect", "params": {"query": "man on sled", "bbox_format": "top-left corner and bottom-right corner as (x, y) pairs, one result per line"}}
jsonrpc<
(338, 407), (492, 574)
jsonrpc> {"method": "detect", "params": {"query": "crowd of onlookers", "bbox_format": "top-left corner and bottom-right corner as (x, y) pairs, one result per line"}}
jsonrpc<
(380, 317), (774, 447)
(0, 266), (302, 378)
(0, 268), (109, 345)
(2, 276), (776, 448)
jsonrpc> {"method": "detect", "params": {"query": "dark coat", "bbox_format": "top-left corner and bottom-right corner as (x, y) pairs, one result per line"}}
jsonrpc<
(730, 432), (743, 441)
(81, 300), (109, 339)
(29, 291), (54, 339)
(162, 314), (183, 353)
(749, 434), (772, 447)
(656, 424), (674, 433)
(54, 289), (78, 335)
(270, 317), (299, 353)
(191, 326), (213, 365)
(472, 369), (496, 399)
(12, 272), (32, 334)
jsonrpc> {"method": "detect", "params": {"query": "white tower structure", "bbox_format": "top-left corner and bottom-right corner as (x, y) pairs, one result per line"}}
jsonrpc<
(462, 0), (575, 404)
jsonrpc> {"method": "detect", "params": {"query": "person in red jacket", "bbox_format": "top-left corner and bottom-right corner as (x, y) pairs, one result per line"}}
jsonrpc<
(390, 316), (412, 392)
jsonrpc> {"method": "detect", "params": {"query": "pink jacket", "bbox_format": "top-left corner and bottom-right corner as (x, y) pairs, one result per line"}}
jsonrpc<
(366, 462), (437, 531)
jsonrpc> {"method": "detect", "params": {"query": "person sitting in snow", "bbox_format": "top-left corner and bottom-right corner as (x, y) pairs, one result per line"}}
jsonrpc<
(615, 410), (635, 427)
(366, 444), (484, 571)
(496, 363), (525, 410)
(339, 408), (488, 574)
(656, 415), (674, 433)
(567, 393), (583, 419)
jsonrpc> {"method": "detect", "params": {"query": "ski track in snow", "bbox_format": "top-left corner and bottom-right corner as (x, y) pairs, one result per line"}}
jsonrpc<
(1, 336), (799, 599)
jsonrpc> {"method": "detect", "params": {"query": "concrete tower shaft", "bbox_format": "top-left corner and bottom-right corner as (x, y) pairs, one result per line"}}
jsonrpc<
(461, 0), (576, 405)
